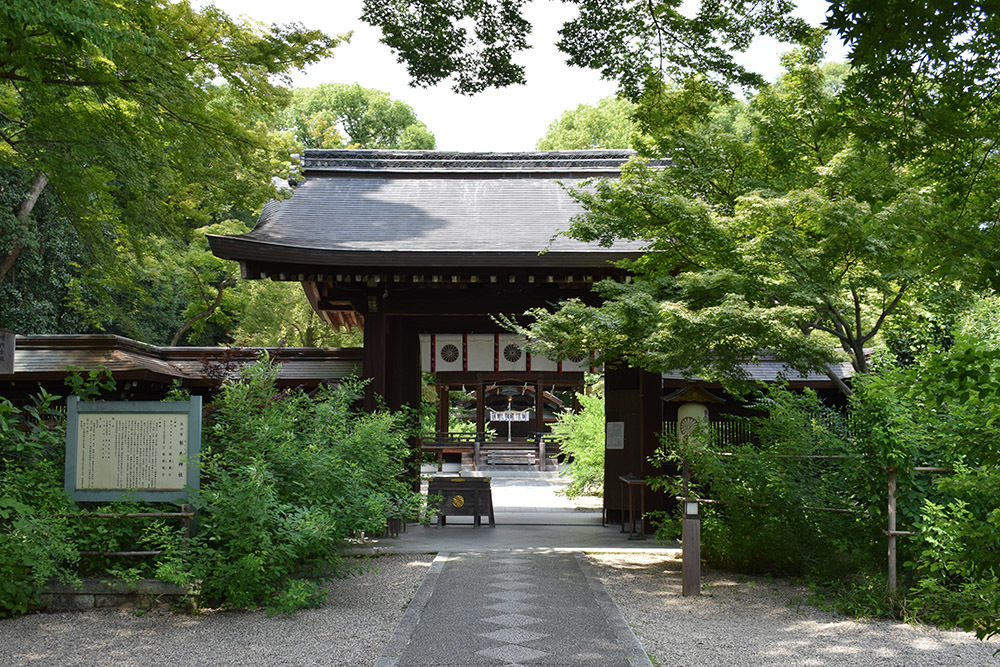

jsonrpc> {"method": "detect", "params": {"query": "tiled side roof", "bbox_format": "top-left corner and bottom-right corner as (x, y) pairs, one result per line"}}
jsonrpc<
(8, 335), (362, 384)
(662, 356), (856, 383)
(299, 149), (644, 173)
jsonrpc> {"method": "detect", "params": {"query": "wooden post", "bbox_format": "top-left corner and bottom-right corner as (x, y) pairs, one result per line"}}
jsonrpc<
(682, 499), (701, 596)
(476, 380), (486, 439)
(535, 379), (545, 471)
(435, 385), (450, 434)
(888, 467), (897, 594)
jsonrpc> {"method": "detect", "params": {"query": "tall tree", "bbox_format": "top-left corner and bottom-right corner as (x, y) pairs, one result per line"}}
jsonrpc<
(361, 0), (810, 95)
(277, 83), (436, 149)
(0, 0), (342, 281)
(516, 52), (965, 396)
(536, 97), (637, 150)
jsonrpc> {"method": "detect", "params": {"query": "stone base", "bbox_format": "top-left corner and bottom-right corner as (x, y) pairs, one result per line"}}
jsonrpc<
(42, 578), (197, 612)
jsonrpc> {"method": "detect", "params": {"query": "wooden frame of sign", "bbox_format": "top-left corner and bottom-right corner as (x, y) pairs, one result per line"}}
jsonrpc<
(64, 396), (201, 502)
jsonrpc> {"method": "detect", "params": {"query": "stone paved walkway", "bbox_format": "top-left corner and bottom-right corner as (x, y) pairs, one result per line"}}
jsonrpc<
(375, 551), (652, 667)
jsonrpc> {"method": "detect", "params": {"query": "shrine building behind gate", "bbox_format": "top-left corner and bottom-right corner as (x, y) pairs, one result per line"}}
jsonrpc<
(209, 149), (674, 523)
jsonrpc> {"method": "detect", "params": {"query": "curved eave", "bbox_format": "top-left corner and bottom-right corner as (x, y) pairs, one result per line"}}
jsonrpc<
(207, 234), (644, 270)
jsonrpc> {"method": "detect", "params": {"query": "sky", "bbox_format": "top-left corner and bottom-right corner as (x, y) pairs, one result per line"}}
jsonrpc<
(202, 0), (846, 151)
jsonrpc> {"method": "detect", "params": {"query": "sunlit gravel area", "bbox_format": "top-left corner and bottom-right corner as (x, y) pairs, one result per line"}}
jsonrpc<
(0, 554), (432, 667)
(588, 552), (999, 667)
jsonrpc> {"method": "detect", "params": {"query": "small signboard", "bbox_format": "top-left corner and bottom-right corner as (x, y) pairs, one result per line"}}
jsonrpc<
(606, 421), (625, 450)
(65, 396), (202, 502)
(488, 409), (531, 422)
(0, 329), (14, 375)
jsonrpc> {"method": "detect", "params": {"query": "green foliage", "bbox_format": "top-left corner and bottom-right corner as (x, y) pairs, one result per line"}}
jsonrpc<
(519, 51), (959, 398)
(64, 366), (116, 401)
(658, 387), (882, 578)
(0, 0), (340, 258)
(551, 391), (605, 497)
(154, 356), (425, 611)
(536, 97), (637, 150)
(276, 83), (435, 150)
(653, 295), (1000, 641)
(0, 389), (78, 617)
(361, 0), (811, 95)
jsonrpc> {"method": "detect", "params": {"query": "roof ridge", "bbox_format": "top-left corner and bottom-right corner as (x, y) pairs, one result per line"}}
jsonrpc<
(298, 149), (655, 173)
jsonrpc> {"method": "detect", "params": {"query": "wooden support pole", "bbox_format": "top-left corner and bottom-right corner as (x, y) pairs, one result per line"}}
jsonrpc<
(535, 379), (545, 471)
(476, 380), (486, 441)
(682, 499), (701, 597)
(436, 385), (450, 433)
(888, 467), (897, 594)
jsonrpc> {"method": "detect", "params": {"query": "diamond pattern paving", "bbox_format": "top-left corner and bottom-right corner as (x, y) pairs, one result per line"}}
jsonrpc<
(479, 628), (549, 644)
(486, 590), (537, 602)
(476, 645), (549, 663)
(483, 601), (538, 614)
(481, 613), (544, 628)
(384, 551), (649, 666)
(488, 580), (534, 590)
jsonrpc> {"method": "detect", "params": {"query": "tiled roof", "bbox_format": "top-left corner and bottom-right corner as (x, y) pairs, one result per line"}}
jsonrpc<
(299, 149), (643, 174)
(6, 335), (362, 384)
(662, 356), (856, 384)
(209, 150), (662, 268)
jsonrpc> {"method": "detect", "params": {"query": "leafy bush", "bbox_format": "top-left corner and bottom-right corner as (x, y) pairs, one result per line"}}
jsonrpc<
(552, 390), (605, 497)
(155, 356), (426, 611)
(651, 295), (1000, 643)
(0, 390), (79, 617)
(656, 387), (883, 579)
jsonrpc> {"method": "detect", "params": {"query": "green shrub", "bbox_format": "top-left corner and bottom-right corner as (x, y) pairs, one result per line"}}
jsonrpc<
(551, 390), (605, 497)
(0, 390), (79, 617)
(154, 356), (426, 611)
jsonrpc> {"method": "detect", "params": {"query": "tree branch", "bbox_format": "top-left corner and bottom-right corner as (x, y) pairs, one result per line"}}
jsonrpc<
(170, 276), (234, 346)
(1, 172), (49, 282)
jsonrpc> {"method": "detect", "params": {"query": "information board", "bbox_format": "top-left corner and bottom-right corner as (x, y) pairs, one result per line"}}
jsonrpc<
(0, 329), (14, 375)
(606, 421), (625, 450)
(65, 396), (201, 502)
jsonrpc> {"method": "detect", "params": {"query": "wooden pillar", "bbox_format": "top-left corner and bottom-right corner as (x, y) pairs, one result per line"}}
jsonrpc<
(603, 366), (666, 528)
(362, 311), (387, 412)
(535, 379), (545, 470)
(476, 380), (486, 440)
(436, 385), (450, 434)
(534, 379), (545, 434)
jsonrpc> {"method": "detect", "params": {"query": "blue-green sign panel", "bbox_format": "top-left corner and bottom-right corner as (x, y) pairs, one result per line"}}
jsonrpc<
(65, 396), (201, 502)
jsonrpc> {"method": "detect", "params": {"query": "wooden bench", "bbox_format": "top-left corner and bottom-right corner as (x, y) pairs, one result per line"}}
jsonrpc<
(420, 432), (485, 470)
(486, 449), (537, 466)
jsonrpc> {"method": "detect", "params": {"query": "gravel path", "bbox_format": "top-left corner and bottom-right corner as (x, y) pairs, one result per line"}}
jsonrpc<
(588, 552), (1000, 667)
(0, 555), (432, 667)
(3, 552), (997, 666)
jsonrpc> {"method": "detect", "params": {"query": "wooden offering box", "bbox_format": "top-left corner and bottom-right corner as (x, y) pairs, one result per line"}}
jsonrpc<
(428, 476), (495, 528)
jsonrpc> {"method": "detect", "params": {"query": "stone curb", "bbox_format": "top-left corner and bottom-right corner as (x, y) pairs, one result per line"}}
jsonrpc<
(374, 551), (452, 666)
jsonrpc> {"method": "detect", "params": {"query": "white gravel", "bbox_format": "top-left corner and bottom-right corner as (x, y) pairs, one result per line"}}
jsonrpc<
(0, 555), (432, 667)
(4, 552), (997, 666)
(587, 552), (1000, 667)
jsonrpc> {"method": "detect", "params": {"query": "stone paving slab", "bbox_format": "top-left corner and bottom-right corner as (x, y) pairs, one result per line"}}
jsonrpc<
(376, 551), (652, 667)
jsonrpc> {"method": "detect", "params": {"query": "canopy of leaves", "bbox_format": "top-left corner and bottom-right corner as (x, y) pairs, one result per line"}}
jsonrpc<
(0, 0), (341, 266)
(518, 49), (973, 396)
(361, 0), (811, 96)
(275, 83), (435, 150)
(536, 96), (637, 150)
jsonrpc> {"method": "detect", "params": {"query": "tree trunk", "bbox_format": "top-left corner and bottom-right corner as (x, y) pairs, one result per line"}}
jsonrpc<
(170, 277), (233, 346)
(1, 173), (49, 282)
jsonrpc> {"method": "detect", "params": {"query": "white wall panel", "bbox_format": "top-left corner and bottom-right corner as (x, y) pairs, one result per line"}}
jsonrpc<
(497, 334), (527, 371)
(432, 334), (464, 372)
(466, 334), (495, 371)
(529, 352), (558, 372)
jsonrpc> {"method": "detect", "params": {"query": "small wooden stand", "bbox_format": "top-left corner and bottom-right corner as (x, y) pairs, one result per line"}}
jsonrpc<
(619, 475), (646, 540)
(429, 476), (495, 527)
